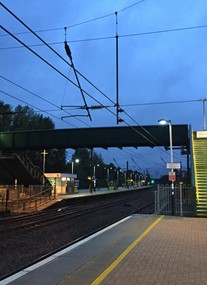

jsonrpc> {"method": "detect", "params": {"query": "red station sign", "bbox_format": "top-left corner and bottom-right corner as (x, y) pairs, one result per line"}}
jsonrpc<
(169, 171), (176, 181)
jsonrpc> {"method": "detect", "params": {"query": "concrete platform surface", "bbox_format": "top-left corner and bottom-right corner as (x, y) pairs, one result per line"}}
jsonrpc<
(2, 215), (207, 285)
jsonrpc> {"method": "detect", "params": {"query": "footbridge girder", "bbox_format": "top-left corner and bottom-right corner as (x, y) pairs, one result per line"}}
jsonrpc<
(0, 125), (190, 151)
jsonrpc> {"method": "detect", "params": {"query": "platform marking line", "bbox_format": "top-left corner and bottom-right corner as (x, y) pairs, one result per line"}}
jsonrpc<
(90, 215), (164, 285)
(0, 216), (132, 285)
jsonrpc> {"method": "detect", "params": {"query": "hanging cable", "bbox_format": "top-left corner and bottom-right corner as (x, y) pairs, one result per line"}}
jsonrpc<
(60, 67), (72, 108)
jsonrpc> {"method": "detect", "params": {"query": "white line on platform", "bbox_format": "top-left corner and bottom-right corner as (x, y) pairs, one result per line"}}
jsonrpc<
(0, 216), (132, 285)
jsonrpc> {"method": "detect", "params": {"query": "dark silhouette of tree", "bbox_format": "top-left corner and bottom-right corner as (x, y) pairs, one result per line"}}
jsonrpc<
(0, 101), (13, 131)
(0, 101), (66, 173)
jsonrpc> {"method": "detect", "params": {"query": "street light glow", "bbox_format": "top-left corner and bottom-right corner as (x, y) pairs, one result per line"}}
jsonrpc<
(158, 119), (168, 125)
(72, 158), (79, 174)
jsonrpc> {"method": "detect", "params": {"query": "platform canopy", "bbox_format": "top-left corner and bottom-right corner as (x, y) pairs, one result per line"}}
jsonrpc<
(0, 124), (190, 151)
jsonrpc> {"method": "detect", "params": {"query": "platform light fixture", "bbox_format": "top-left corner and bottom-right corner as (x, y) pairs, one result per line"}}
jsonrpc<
(72, 158), (79, 174)
(93, 164), (99, 178)
(158, 119), (173, 165)
(158, 118), (175, 215)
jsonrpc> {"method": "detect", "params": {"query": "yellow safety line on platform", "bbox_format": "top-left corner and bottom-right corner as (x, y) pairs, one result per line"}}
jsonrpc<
(90, 215), (164, 285)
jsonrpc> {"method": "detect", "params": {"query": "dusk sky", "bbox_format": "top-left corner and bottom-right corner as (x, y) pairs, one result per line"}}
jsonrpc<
(1, 0), (207, 177)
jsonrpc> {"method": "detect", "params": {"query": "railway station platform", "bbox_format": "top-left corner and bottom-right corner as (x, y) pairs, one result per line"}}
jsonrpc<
(38, 186), (146, 210)
(2, 214), (207, 285)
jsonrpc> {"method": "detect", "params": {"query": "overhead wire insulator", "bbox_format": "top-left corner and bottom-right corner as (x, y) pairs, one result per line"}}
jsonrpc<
(90, 105), (106, 110)
(115, 103), (124, 123)
(118, 107), (124, 112)
(118, 118), (124, 123)
(64, 41), (72, 61)
(64, 27), (72, 61)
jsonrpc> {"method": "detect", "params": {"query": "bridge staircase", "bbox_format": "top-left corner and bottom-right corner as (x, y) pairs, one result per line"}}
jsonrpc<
(192, 131), (207, 216)
(0, 153), (51, 190)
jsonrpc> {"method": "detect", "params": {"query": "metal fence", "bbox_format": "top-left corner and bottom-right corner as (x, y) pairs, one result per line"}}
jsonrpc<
(155, 184), (196, 216)
(0, 185), (53, 213)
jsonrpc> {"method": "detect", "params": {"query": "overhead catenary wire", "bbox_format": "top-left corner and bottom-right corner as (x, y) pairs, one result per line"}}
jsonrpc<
(0, 80), (127, 151)
(0, 0), (146, 37)
(2, 24), (207, 50)
(120, 148), (160, 169)
(0, 78), (139, 165)
(0, 3), (115, 107)
(113, 158), (122, 169)
(118, 0), (146, 12)
(0, 75), (92, 128)
(0, 89), (77, 128)
(0, 6), (188, 173)
(0, 0), (204, 126)
(1, 2), (92, 120)
(47, 98), (205, 110)
(121, 108), (189, 163)
(0, 14), (114, 37)
(0, 84), (164, 171)
(0, 3), (191, 168)
(120, 99), (200, 107)
(2, 19), (188, 164)
(0, 25), (117, 120)
(0, 31), (160, 154)
(131, 157), (142, 171)
(0, 89), (132, 160)
(0, 80), (184, 172)
(0, 19), (118, 130)
(122, 145), (186, 170)
(0, 74), (176, 170)
(1, 70), (200, 117)
(0, 25), (183, 155)
(64, 27), (92, 121)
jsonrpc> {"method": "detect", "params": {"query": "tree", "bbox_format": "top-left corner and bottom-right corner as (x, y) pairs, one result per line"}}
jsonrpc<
(0, 101), (13, 131)
(70, 148), (91, 189)
(11, 105), (55, 131)
(0, 101), (67, 173)
(69, 148), (112, 189)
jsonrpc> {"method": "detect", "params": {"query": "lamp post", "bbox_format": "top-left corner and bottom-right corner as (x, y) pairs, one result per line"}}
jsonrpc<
(158, 119), (175, 215)
(72, 158), (79, 174)
(93, 164), (99, 178)
(116, 169), (119, 188)
(200, 99), (207, 130)
(139, 175), (143, 186)
(41, 149), (48, 186)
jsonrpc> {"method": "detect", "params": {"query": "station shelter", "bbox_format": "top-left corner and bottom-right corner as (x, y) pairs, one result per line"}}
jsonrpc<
(45, 173), (78, 195)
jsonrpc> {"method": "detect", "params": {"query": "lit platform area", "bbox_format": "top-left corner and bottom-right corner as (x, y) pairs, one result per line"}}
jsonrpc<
(57, 186), (150, 199)
(2, 214), (207, 285)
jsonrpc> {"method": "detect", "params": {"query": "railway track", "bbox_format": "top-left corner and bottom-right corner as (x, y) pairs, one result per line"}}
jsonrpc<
(0, 188), (154, 281)
(0, 190), (153, 234)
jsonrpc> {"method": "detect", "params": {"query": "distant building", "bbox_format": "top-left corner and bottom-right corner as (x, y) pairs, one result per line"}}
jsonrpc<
(45, 173), (78, 195)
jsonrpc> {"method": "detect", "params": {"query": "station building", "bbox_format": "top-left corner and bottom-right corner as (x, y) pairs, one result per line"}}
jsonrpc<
(45, 173), (78, 195)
